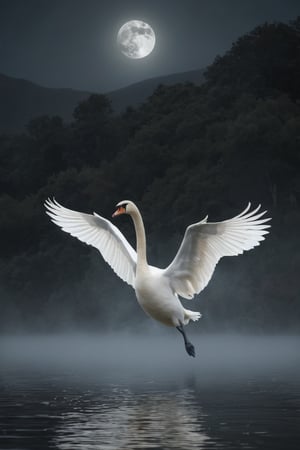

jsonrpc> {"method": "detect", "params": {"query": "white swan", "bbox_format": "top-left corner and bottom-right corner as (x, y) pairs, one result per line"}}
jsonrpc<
(45, 199), (271, 357)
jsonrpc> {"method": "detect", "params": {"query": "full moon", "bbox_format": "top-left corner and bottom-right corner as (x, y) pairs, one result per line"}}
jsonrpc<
(117, 20), (155, 59)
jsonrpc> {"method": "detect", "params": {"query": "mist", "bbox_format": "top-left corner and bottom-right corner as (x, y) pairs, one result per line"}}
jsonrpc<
(1, 334), (299, 384)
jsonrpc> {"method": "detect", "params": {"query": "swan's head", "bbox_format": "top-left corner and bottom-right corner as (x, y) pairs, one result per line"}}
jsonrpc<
(112, 200), (136, 218)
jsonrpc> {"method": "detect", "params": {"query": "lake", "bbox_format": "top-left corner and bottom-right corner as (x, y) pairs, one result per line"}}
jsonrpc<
(0, 334), (299, 449)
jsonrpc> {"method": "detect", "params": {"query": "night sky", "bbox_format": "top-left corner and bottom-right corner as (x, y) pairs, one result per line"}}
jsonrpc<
(0, 0), (299, 92)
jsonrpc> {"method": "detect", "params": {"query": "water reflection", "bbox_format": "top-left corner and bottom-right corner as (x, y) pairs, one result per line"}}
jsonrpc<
(54, 387), (209, 449)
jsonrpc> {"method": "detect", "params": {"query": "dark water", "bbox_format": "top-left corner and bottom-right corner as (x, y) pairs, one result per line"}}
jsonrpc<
(0, 335), (299, 450)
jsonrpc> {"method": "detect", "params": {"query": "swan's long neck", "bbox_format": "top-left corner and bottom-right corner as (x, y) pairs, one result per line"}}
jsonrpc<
(130, 208), (148, 270)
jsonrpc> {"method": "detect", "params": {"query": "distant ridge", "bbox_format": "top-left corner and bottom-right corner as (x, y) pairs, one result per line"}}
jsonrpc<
(107, 68), (205, 111)
(0, 69), (205, 132)
(0, 73), (91, 132)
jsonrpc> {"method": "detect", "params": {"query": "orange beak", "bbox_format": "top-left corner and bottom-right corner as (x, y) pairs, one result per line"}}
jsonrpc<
(112, 206), (126, 218)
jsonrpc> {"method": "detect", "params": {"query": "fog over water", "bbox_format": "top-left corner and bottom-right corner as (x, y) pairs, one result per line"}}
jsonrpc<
(1, 334), (299, 381)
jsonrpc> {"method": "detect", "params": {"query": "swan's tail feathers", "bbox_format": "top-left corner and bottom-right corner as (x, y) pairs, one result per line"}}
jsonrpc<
(184, 309), (202, 325)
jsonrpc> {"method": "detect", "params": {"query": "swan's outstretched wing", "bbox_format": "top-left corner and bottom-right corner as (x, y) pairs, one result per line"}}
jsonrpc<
(45, 199), (137, 288)
(164, 204), (271, 299)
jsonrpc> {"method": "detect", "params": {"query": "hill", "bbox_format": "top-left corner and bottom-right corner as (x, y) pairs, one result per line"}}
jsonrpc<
(0, 73), (91, 132)
(0, 69), (205, 132)
(107, 69), (205, 112)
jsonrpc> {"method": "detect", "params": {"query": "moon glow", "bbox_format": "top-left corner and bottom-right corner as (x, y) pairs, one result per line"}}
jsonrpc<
(117, 20), (155, 59)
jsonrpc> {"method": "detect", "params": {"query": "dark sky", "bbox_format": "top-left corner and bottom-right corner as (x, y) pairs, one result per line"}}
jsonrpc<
(0, 0), (299, 93)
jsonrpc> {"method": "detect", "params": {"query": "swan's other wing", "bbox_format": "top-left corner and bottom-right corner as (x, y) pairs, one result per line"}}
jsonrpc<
(45, 198), (137, 288)
(164, 204), (271, 299)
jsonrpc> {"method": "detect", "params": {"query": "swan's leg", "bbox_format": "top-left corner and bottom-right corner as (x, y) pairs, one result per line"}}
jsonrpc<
(176, 323), (195, 357)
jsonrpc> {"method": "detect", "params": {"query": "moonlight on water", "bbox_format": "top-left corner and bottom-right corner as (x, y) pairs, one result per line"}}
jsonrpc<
(117, 20), (155, 59)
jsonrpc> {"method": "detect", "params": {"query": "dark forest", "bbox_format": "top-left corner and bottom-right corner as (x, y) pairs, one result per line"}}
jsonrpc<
(1, 19), (299, 333)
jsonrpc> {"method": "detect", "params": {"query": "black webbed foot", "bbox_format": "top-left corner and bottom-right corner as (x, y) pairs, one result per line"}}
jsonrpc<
(185, 341), (195, 357)
(177, 323), (196, 357)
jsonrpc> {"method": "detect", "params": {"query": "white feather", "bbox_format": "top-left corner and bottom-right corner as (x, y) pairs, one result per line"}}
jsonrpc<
(45, 198), (137, 288)
(164, 204), (271, 299)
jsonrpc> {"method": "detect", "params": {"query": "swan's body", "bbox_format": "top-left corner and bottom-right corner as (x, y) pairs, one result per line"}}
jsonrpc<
(45, 199), (271, 357)
(135, 265), (197, 327)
